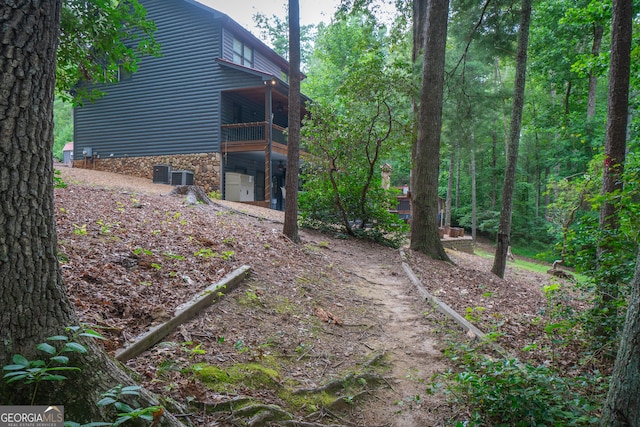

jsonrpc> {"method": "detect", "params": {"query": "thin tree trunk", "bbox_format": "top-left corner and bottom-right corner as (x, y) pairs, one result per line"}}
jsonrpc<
(495, 59), (510, 157)
(455, 149), (461, 209)
(446, 145), (455, 227)
(0, 3), (181, 424)
(601, 3), (635, 418)
(410, 0), (427, 192)
(583, 24), (604, 165)
(491, 127), (497, 209)
(283, 0), (301, 242)
(595, 0), (632, 311)
(587, 25), (603, 121)
(410, 0), (450, 261)
(491, 0), (532, 278)
(471, 134), (477, 243)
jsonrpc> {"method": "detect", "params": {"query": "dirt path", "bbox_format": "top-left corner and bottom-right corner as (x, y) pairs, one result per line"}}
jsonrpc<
(308, 236), (450, 426)
(56, 167), (453, 425)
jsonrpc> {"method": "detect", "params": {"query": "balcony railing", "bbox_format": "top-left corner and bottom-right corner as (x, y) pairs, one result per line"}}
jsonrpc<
(221, 121), (287, 146)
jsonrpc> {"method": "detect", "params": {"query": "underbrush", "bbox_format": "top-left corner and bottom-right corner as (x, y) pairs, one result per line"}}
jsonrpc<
(430, 280), (613, 426)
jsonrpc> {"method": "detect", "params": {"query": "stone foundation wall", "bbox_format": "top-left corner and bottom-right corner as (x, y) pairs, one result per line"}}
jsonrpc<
(441, 237), (474, 254)
(73, 153), (221, 192)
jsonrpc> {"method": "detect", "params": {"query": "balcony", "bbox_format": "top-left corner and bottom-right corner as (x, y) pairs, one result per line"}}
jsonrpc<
(221, 122), (288, 155)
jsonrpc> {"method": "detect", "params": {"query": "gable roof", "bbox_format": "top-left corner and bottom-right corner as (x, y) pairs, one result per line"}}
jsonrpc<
(181, 0), (292, 74)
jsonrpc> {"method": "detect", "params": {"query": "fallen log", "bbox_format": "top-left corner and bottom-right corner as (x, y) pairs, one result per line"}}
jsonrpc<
(116, 265), (251, 361)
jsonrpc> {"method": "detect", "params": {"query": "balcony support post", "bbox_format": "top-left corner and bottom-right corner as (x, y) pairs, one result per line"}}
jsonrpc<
(264, 79), (276, 206)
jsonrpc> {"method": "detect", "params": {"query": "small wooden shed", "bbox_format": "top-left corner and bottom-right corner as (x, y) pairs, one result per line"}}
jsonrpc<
(62, 142), (74, 164)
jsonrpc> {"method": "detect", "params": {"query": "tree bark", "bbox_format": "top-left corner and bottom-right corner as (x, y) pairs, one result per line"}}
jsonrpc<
(410, 0), (450, 261)
(0, 2), (181, 424)
(491, 127), (497, 209)
(598, 0), (631, 251)
(601, 249), (640, 426)
(455, 149), (462, 209)
(598, 0), (640, 427)
(587, 24), (603, 121)
(594, 0), (632, 319)
(412, 0), (427, 64)
(491, 0), (532, 278)
(446, 145), (455, 227)
(471, 134), (477, 243)
(283, 0), (301, 243)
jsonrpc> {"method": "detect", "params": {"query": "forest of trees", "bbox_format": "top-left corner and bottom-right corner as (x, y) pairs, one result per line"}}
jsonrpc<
(253, 0), (639, 272)
(9, 0), (640, 424)
(238, 0), (640, 423)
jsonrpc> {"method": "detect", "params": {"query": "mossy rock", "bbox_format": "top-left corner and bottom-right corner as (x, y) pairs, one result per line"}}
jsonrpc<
(193, 362), (281, 393)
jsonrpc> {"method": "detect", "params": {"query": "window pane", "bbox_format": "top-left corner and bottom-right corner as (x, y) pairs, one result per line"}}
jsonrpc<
(233, 53), (242, 64)
(233, 38), (242, 55)
(244, 47), (253, 67)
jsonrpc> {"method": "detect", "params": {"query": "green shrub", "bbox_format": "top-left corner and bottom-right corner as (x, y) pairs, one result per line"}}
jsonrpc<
(431, 344), (605, 426)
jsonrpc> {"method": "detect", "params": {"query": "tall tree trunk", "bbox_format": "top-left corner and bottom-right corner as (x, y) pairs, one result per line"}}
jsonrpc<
(595, 0), (632, 315)
(455, 150), (461, 209)
(471, 133), (477, 243)
(410, 0), (450, 261)
(0, 3), (180, 424)
(446, 145), (455, 227)
(283, 0), (301, 242)
(602, 249), (640, 426)
(412, 0), (427, 64)
(491, 0), (532, 278)
(584, 24), (603, 164)
(491, 126), (497, 209)
(410, 0), (427, 186)
(587, 24), (603, 121)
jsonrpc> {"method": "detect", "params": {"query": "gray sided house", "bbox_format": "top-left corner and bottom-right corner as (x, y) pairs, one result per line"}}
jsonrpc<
(73, 0), (306, 209)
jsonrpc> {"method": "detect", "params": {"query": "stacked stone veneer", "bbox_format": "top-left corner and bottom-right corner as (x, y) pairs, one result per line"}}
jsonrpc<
(73, 153), (221, 192)
(441, 237), (474, 254)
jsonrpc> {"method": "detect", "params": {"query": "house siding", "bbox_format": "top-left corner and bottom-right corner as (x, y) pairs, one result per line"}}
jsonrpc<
(221, 28), (285, 78)
(74, 0), (223, 160)
(72, 0), (294, 197)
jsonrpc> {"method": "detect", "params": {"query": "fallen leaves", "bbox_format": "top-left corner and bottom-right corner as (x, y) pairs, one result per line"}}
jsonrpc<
(314, 306), (343, 326)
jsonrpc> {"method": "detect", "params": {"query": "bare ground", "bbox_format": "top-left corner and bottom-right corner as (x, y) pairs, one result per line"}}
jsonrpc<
(54, 167), (579, 426)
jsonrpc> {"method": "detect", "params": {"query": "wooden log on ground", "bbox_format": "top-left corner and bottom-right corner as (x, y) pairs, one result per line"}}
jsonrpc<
(401, 262), (485, 339)
(116, 265), (251, 361)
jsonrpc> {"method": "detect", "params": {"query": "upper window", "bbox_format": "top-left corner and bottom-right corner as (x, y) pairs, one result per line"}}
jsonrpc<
(118, 66), (132, 81)
(233, 38), (253, 68)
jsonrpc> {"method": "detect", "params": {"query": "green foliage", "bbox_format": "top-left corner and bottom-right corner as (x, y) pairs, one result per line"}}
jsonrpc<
(64, 384), (163, 426)
(432, 344), (604, 426)
(299, 165), (407, 248)
(299, 15), (412, 248)
(58, 0), (160, 104)
(73, 224), (88, 235)
(133, 247), (153, 256)
(545, 153), (640, 344)
(54, 169), (68, 189)
(3, 326), (104, 405)
(194, 248), (235, 260)
(303, 13), (388, 102)
(252, 8), (316, 70)
(207, 190), (221, 200)
(4, 327), (163, 425)
(53, 97), (73, 160)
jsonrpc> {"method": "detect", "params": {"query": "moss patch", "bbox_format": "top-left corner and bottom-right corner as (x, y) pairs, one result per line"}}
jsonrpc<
(277, 390), (335, 414)
(193, 361), (281, 393)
